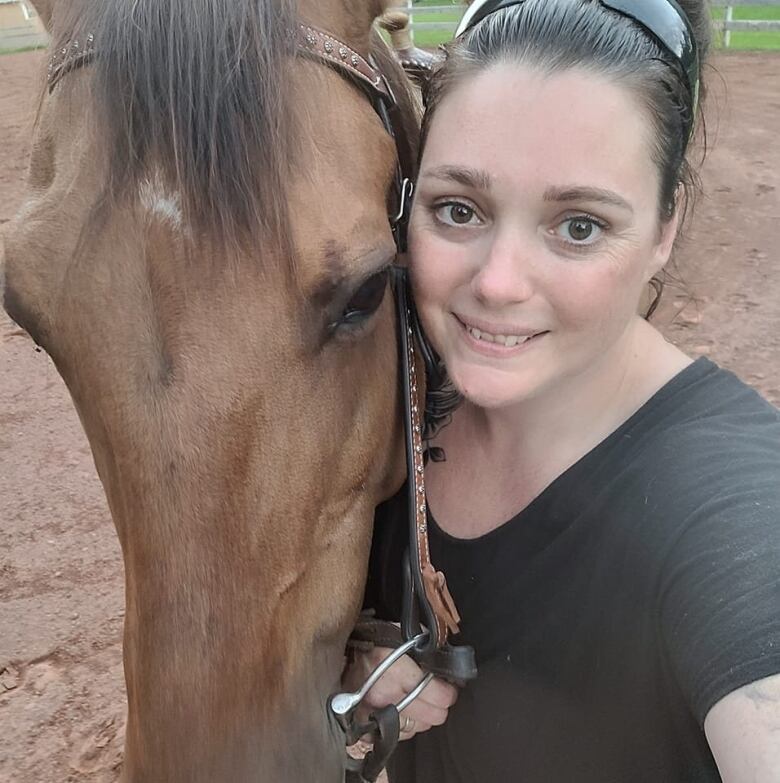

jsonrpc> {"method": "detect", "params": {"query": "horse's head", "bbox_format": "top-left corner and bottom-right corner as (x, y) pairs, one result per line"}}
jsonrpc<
(2, 1), (418, 780)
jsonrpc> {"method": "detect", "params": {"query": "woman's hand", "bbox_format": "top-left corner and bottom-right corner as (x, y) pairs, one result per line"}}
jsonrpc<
(343, 646), (459, 740)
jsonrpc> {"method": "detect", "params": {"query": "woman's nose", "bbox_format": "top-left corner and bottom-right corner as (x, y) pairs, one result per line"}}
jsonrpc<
(471, 232), (535, 307)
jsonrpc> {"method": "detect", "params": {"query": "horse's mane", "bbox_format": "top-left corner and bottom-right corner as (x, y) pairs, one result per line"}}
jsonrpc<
(54, 0), (298, 252)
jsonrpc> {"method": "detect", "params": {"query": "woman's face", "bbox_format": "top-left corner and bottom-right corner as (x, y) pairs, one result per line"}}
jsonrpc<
(410, 63), (678, 409)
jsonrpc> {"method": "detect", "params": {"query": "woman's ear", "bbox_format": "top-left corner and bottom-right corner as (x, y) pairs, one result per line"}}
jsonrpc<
(647, 196), (682, 282)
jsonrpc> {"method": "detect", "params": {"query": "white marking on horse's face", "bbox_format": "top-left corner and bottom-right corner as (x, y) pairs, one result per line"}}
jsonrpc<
(139, 177), (183, 228)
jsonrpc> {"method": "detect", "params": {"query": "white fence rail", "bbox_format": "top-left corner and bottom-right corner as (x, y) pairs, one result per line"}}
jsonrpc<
(393, 1), (780, 48)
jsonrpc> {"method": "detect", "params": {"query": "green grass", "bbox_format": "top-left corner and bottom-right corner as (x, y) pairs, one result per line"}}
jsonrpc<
(402, 2), (780, 50)
(720, 30), (780, 48)
(711, 4), (780, 48)
(403, 0), (460, 48)
(711, 4), (780, 19)
(413, 13), (460, 48)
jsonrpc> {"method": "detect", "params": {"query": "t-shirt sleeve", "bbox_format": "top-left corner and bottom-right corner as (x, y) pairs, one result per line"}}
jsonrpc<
(658, 445), (780, 725)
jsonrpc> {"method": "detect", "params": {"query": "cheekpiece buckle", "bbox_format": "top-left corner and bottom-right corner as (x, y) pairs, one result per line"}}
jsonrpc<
(393, 178), (414, 226)
(391, 177), (414, 252)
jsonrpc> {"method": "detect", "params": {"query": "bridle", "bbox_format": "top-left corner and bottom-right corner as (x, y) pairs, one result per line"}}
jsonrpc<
(47, 19), (476, 783)
(297, 25), (476, 782)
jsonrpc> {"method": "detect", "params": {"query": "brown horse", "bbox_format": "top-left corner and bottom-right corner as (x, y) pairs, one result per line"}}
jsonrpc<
(1, 1), (420, 780)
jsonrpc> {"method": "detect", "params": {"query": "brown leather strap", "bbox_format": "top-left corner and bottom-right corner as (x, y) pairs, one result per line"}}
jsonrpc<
(298, 29), (460, 647)
(349, 614), (477, 684)
(295, 24), (419, 223)
(394, 49), (439, 88)
(47, 25), (391, 101)
(47, 34), (96, 93)
(296, 24), (392, 103)
(296, 27), (461, 649)
(400, 278), (461, 646)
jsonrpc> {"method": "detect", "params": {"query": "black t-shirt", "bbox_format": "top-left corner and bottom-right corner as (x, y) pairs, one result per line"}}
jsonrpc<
(365, 358), (780, 782)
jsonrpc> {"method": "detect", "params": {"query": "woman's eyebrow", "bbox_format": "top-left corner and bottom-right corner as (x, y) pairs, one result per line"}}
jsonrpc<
(543, 185), (633, 213)
(420, 165), (493, 192)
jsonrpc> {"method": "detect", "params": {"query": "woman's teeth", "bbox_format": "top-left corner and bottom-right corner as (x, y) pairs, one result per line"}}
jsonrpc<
(467, 326), (532, 347)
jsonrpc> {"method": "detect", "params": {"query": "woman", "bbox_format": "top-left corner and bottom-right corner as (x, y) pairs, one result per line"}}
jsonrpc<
(346, 0), (780, 780)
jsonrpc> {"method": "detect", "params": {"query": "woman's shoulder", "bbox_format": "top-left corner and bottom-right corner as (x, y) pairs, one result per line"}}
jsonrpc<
(624, 357), (780, 458)
(643, 356), (778, 423)
(603, 358), (780, 516)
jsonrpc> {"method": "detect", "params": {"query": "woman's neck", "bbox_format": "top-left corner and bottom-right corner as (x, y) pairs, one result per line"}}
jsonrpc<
(459, 319), (689, 463)
(427, 320), (692, 538)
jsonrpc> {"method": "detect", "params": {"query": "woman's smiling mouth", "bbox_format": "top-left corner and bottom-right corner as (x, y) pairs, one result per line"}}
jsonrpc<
(455, 315), (548, 353)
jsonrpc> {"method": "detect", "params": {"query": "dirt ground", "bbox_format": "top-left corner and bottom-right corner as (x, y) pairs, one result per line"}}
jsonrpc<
(1, 49), (779, 783)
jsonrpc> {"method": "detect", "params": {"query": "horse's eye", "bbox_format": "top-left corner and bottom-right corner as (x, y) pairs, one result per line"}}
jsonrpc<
(336, 269), (389, 329)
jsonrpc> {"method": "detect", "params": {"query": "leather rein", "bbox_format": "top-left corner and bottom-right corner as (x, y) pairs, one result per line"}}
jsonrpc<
(47, 21), (476, 783)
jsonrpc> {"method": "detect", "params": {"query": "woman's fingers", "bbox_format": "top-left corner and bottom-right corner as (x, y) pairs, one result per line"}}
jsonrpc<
(419, 676), (460, 710)
(399, 712), (427, 739)
(360, 651), (455, 711)
(395, 681), (457, 734)
(343, 646), (460, 740)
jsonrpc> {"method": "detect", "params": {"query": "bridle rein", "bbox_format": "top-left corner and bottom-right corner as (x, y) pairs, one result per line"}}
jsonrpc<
(47, 19), (476, 783)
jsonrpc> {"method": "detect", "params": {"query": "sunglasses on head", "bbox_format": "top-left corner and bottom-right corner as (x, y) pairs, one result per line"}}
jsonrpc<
(455, 0), (699, 118)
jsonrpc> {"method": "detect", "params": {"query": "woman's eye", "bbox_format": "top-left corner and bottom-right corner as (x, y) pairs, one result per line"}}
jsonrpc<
(336, 269), (389, 329)
(434, 202), (481, 227)
(554, 216), (605, 245)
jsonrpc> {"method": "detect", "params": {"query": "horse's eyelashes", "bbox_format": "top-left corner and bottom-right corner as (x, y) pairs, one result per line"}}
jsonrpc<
(342, 269), (390, 323)
(332, 269), (390, 333)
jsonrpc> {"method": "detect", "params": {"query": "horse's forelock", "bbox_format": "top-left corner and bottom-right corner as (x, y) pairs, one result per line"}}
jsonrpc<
(54, 0), (298, 255)
(49, 2), (420, 261)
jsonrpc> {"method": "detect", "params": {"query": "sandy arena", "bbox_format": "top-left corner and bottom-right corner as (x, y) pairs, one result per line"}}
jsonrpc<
(1, 49), (779, 783)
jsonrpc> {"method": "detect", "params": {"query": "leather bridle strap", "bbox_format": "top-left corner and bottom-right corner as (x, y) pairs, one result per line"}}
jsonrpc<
(296, 24), (390, 103)
(296, 24), (417, 254)
(393, 267), (462, 648)
(301, 24), (477, 782)
(297, 23), (476, 782)
(297, 22), (464, 650)
(47, 34), (95, 92)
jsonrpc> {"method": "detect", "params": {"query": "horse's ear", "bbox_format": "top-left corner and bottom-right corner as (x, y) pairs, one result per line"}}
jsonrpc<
(372, 0), (407, 20)
(28, 0), (54, 32)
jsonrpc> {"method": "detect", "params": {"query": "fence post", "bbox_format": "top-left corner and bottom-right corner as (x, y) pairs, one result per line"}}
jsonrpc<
(724, 4), (733, 48)
(407, 0), (414, 44)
